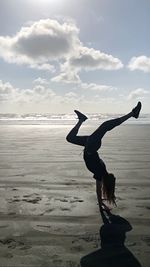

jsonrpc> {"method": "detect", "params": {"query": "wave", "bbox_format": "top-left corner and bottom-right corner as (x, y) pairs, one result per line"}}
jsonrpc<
(0, 113), (149, 125)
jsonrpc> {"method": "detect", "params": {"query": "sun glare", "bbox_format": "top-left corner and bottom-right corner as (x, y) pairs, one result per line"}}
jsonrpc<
(32, 0), (61, 5)
(31, 0), (65, 10)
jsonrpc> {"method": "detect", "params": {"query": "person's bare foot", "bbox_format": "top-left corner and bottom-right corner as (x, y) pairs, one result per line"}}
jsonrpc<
(74, 110), (88, 121)
(132, 102), (142, 119)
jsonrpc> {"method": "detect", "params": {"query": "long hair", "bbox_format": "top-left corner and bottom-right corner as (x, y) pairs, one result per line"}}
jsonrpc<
(102, 173), (116, 205)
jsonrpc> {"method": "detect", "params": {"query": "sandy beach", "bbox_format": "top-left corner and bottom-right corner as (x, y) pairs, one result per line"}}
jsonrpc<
(0, 123), (149, 267)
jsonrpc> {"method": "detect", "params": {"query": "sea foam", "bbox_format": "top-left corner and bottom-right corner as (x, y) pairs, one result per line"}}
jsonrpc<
(0, 113), (149, 125)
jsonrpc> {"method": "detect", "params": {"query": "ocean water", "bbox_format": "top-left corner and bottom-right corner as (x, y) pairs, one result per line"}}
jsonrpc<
(0, 113), (149, 125)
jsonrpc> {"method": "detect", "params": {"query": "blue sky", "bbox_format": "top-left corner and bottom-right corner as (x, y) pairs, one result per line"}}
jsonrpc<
(0, 0), (150, 114)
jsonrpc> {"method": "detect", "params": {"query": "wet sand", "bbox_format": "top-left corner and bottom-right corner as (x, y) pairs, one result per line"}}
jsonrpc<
(0, 123), (149, 267)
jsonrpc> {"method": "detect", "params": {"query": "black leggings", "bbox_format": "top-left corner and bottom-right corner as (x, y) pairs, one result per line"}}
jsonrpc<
(66, 118), (122, 152)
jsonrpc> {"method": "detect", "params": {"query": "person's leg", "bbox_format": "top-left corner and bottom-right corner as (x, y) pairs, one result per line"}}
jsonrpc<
(66, 120), (88, 146)
(85, 112), (132, 152)
(66, 110), (88, 146)
(86, 102), (142, 152)
(95, 111), (133, 137)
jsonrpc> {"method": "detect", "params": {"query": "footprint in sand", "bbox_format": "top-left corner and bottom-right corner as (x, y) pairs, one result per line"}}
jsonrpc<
(45, 208), (55, 213)
(71, 245), (83, 252)
(60, 207), (71, 211)
(60, 198), (68, 203)
(55, 197), (68, 202)
(11, 199), (20, 203)
(70, 198), (84, 203)
(37, 224), (51, 228)
(23, 193), (39, 197)
(131, 187), (137, 190)
(22, 194), (42, 204)
(7, 198), (18, 203)
(0, 238), (31, 250)
(23, 197), (42, 204)
(8, 193), (42, 204)
(55, 196), (84, 203)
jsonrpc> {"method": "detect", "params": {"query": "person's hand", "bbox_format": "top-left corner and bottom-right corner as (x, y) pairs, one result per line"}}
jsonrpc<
(101, 202), (112, 213)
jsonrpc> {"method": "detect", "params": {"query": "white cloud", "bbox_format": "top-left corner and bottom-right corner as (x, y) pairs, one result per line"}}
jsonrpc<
(65, 92), (77, 97)
(33, 77), (49, 85)
(0, 80), (14, 94)
(1, 79), (150, 114)
(0, 80), (16, 101)
(0, 79), (83, 114)
(52, 46), (123, 83)
(128, 56), (150, 73)
(128, 88), (149, 100)
(20, 86), (56, 104)
(0, 79), (116, 113)
(30, 63), (56, 72)
(0, 19), (80, 69)
(51, 70), (81, 83)
(80, 82), (116, 92)
(68, 46), (123, 71)
(0, 18), (123, 78)
(0, 79), (55, 105)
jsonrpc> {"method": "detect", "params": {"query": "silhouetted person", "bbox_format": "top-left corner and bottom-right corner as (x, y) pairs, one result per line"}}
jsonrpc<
(66, 102), (142, 210)
(80, 208), (142, 267)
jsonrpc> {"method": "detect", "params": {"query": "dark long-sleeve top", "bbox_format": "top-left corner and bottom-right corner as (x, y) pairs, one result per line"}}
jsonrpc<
(83, 149), (107, 181)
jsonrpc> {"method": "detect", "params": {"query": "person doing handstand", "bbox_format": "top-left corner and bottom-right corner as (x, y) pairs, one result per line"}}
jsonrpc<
(66, 102), (142, 211)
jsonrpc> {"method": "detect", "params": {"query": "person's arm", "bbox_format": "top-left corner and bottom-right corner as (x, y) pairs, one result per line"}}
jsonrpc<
(96, 180), (102, 213)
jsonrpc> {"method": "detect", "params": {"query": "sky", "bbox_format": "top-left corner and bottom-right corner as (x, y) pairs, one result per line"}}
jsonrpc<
(0, 0), (150, 114)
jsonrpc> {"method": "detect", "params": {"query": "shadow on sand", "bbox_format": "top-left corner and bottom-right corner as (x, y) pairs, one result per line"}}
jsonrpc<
(80, 208), (142, 267)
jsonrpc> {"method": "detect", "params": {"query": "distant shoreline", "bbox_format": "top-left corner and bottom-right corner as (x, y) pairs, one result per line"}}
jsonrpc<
(0, 113), (149, 125)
